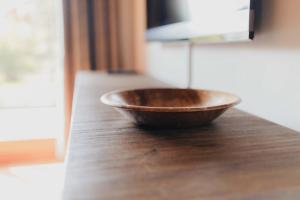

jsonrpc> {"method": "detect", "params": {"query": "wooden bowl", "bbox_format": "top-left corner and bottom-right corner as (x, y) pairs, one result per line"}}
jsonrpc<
(100, 88), (241, 128)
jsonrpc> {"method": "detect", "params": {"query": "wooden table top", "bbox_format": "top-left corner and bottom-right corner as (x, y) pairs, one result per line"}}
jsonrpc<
(63, 72), (300, 200)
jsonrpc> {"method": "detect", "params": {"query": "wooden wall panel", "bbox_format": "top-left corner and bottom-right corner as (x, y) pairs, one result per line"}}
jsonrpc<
(92, 0), (108, 70)
(91, 0), (146, 72)
(132, 0), (146, 73)
(63, 0), (147, 138)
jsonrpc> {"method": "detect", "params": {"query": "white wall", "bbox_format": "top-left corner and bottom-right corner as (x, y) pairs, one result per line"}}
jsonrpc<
(146, 0), (300, 131)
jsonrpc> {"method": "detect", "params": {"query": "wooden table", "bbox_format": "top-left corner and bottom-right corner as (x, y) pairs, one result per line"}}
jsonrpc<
(63, 72), (300, 200)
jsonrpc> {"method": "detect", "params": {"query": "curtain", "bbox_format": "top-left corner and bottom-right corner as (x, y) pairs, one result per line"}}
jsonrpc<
(63, 0), (146, 137)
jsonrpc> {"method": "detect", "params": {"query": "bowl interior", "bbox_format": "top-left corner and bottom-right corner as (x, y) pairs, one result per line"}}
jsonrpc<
(102, 88), (240, 110)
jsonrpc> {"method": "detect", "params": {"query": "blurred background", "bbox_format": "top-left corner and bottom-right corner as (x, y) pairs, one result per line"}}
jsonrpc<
(0, 0), (299, 199)
(0, 0), (64, 199)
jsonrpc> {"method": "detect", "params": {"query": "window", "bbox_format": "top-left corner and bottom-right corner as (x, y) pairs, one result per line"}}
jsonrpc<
(0, 0), (64, 165)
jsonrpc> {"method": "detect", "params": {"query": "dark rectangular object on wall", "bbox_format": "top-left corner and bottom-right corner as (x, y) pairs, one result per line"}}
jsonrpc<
(146, 0), (256, 42)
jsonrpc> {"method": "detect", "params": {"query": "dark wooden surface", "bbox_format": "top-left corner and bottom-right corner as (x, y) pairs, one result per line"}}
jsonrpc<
(63, 72), (300, 200)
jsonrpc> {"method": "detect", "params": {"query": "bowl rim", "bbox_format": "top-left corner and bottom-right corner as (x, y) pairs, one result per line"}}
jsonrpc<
(100, 88), (241, 112)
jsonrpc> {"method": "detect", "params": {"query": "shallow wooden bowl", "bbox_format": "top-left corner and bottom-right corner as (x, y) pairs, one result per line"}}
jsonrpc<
(100, 88), (241, 128)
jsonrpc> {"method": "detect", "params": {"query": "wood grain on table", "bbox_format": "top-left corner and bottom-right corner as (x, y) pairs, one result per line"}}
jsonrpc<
(63, 72), (300, 200)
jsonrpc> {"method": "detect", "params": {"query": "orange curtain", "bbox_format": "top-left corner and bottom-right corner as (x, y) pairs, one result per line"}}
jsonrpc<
(63, 0), (146, 138)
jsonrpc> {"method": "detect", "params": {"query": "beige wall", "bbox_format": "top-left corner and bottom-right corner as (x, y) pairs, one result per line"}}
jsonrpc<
(146, 0), (300, 131)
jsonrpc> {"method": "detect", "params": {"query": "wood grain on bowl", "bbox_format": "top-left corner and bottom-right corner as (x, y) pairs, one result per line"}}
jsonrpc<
(101, 88), (240, 128)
